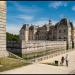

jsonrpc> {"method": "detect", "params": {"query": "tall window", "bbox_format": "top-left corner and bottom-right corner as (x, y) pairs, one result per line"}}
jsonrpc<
(59, 30), (61, 33)
(64, 29), (66, 33)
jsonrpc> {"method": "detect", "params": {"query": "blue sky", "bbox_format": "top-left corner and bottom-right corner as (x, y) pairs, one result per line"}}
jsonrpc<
(7, 1), (75, 34)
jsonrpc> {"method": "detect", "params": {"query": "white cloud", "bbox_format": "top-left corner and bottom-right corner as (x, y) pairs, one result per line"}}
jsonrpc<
(6, 21), (47, 34)
(72, 6), (75, 11)
(50, 1), (62, 9)
(6, 24), (22, 35)
(29, 19), (57, 26)
(32, 18), (57, 26)
(52, 20), (57, 25)
(73, 21), (75, 27)
(49, 1), (67, 9)
(11, 1), (40, 13)
(32, 20), (48, 26)
(6, 19), (58, 34)
(74, 22), (75, 27)
(18, 15), (33, 21)
(59, 14), (67, 19)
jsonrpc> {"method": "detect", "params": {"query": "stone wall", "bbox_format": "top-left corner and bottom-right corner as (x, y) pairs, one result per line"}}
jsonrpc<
(21, 41), (67, 54)
(7, 41), (21, 55)
(7, 40), (75, 57)
(0, 1), (8, 57)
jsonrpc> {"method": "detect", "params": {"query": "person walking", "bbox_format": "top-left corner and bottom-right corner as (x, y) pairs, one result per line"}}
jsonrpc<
(60, 56), (65, 65)
(65, 54), (69, 67)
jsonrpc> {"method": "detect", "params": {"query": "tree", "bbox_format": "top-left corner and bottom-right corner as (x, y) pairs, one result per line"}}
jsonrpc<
(6, 32), (19, 42)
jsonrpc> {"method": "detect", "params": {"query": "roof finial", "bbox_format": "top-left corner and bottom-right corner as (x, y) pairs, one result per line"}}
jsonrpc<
(64, 16), (67, 19)
(49, 19), (51, 24)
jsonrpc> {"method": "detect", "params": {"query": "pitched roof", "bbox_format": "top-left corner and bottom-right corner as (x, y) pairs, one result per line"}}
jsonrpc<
(21, 24), (29, 30)
(29, 25), (34, 30)
(55, 18), (74, 28)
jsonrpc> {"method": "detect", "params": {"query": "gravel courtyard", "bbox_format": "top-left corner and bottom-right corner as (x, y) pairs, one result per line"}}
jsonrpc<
(0, 49), (75, 74)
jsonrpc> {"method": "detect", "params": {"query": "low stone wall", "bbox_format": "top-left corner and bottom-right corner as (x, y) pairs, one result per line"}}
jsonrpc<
(7, 40), (75, 57)
(21, 41), (67, 54)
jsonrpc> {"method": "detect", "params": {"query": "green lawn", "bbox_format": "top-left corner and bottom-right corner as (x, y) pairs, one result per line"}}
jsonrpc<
(0, 57), (31, 72)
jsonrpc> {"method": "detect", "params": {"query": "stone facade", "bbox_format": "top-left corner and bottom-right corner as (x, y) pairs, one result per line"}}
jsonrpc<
(7, 40), (66, 55)
(21, 41), (66, 54)
(17, 18), (75, 55)
(7, 41), (21, 55)
(0, 1), (8, 57)
(8, 18), (75, 56)
(19, 24), (29, 42)
(20, 18), (75, 43)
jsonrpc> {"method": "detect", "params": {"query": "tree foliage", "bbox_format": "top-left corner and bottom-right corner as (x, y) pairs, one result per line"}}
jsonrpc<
(6, 32), (19, 42)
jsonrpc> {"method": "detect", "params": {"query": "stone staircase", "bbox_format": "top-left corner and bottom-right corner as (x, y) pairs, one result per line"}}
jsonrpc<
(7, 48), (75, 64)
(8, 51), (26, 62)
(30, 48), (75, 63)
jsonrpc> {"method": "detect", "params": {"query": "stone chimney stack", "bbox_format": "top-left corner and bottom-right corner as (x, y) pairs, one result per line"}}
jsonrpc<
(19, 24), (29, 42)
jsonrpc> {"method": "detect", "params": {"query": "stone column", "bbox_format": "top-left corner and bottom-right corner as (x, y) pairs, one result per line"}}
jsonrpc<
(0, 1), (8, 57)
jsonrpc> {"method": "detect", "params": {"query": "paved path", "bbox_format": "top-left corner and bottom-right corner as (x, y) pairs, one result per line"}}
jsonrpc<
(0, 49), (75, 74)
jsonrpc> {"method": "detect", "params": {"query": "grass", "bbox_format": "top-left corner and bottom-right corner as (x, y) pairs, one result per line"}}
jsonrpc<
(0, 57), (31, 72)
(0, 46), (73, 72)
